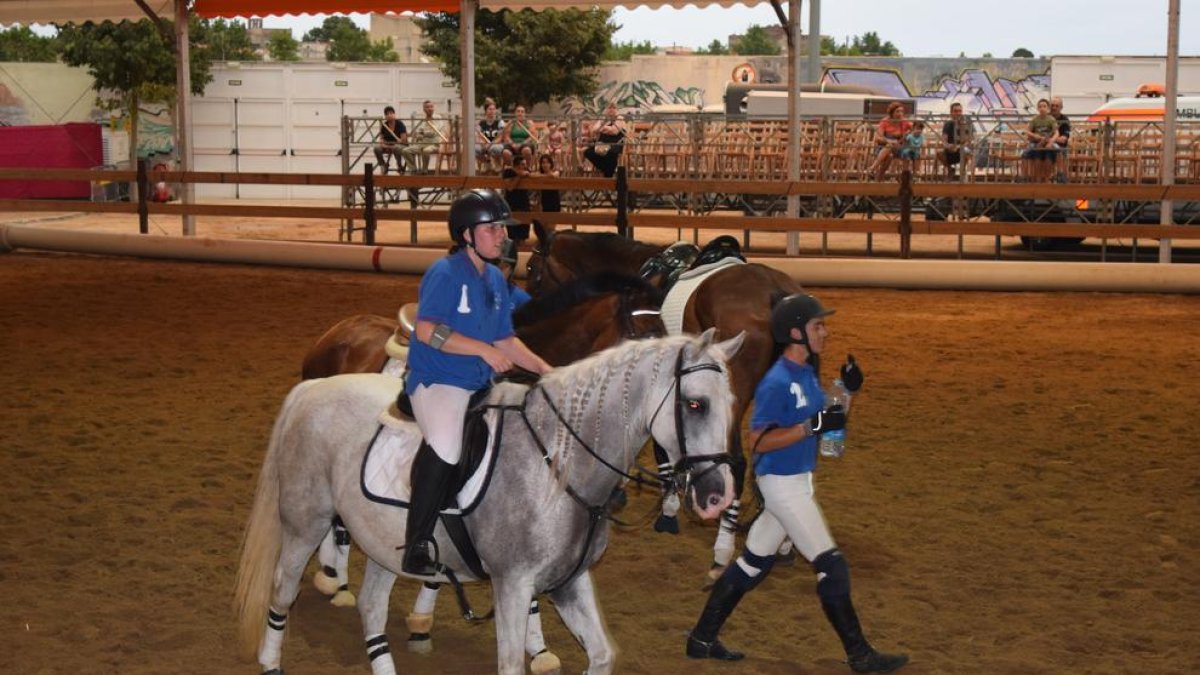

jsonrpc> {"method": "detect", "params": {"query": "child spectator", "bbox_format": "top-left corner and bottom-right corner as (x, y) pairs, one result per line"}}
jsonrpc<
(898, 121), (925, 173)
(502, 154), (532, 242)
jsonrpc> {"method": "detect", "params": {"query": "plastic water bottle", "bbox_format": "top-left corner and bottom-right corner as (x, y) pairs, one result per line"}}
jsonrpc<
(819, 378), (852, 458)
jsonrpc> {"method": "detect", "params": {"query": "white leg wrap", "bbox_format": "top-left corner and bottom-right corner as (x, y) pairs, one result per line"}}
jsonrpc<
(713, 526), (737, 567)
(413, 583), (439, 615)
(662, 492), (680, 517)
(406, 611), (434, 635)
(524, 600), (547, 657)
(366, 634), (398, 675)
(257, 608), (286, 670)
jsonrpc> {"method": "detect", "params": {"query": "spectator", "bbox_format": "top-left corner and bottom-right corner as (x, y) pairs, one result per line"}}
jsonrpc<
(501, 105), (538, 167)
(476, 101), (505, 173)
(584, 101), (627, 178)
(373, 105), (408, 174)
(1050, 97), (1071, 182)
(543, 120), (567, 167)
(938, 102), (974, 179)
(1023, 98), (1057, 182)
(536, 154), (561, 215)
(897, 120), (926, 174)
(402, 100), (450, 174)
(868, 101), (912, 181)
(502, 154), (532, 242)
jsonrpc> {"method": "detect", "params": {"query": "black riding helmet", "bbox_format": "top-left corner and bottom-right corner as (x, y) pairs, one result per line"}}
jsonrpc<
(769, 293), (835, 345)
(448, 189), (520, 246)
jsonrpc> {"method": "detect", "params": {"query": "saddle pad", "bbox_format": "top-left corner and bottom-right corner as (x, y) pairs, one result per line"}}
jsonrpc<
(660, 257), (745, 336)
(381, 355), (406, 378)
(361, 416), (497, 513)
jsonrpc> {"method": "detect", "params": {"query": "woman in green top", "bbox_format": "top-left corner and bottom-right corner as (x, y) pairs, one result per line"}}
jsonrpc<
(501, 104), (538, 167)
(1023, 98), (1057, 181)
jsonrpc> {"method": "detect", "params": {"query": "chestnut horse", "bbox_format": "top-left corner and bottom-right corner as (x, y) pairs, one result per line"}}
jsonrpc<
(527, 225), (804, 578)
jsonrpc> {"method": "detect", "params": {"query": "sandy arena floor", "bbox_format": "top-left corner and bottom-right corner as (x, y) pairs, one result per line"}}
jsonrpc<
(1, 246), (1198, 674)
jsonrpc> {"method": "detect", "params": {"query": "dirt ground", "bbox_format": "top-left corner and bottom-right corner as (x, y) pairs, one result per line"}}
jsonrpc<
(2, 249), (1199, 675)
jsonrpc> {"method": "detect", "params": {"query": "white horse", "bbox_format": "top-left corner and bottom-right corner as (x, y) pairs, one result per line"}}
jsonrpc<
(235, 330), (742, 674)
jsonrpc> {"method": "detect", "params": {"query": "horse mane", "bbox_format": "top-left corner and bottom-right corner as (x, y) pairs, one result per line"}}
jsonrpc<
(513, 271), (663, 328)
(556, 230), (665, 259)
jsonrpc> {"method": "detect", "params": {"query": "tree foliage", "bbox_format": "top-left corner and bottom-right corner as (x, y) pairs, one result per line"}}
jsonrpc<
(1011, 47), (1034, 58)
(696, 39), (730, 56)
(0, 26), (60, 62)
(820, 31), (901, 56)
(57, 19), (213, 187)
(604, 40), (654, 61)
(195, 19), (260, 62)
(735, 25), (780, 56)
(303, 15), (397, 62)
(267, 31), (301, 62)
(417, 9), (615, 108)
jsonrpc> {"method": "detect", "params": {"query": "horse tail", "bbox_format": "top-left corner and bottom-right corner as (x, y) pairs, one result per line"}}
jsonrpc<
(233, 379), (316, 658)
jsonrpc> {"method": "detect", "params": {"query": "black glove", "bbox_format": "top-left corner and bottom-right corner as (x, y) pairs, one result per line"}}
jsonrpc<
(809, 405), (846, 435)
(839, 354), (864, 393)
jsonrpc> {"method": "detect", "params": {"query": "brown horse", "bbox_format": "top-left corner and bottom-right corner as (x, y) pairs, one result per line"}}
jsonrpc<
(528, 225), (804, 577)
(525, 222), (665, 298)
(302, 272), (666, 378)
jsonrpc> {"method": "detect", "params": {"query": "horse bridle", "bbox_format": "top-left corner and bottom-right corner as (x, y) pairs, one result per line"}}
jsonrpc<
(617, 290), (663, 340)
(511, 344), (731, 591)
(526, 244), (572, 296)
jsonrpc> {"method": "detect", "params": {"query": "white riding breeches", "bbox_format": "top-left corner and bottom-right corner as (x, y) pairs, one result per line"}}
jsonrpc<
(743, 472), (836, 565)
(410, 383), (472, 464)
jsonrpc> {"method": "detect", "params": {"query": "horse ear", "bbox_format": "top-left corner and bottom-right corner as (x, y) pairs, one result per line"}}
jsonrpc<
(712, 331), (746, 361)
(696, 327), (718, 350)
(534, 219), (553, 245)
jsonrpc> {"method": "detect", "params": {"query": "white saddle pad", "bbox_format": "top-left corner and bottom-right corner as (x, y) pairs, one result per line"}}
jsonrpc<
(660, 257), (745, 336)
(361, 413), (497, 513)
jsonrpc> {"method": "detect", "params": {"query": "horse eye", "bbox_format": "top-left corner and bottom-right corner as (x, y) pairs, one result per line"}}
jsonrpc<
(686, 398), (707, 413)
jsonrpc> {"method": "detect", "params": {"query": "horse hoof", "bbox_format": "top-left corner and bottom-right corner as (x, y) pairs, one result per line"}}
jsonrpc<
(312, 569), (339, 596)
(653, 514), (680, 534)
(330, 589), (357, 607)
(775, 548), (798, 567)
(407, 634), (434, 654)
(530, 650), (562, 675)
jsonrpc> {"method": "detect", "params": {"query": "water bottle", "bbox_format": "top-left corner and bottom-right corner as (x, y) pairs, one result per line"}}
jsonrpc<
(819, 378), (852, 458)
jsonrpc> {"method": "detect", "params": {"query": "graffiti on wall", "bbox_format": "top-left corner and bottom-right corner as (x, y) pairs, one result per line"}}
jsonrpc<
(0, 82), (30, 126)
(562, 56), (1051, 117)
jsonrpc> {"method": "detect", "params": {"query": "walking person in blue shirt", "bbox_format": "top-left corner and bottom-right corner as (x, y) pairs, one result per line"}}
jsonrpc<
(402, 189), (552, 576)
(685, 293), (908, 673)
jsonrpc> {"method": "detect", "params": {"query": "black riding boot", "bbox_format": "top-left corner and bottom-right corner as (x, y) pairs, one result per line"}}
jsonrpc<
(821, 595), (909, 673)
(686, 574), (747, 661)
(402, 442), (455, 576)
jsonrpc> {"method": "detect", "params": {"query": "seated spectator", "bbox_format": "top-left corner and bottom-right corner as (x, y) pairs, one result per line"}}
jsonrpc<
(543, 121), (566, 166)
(938, 102), (974, 179)
(1023, 98), (1057, 182)
(898, 121), (926, 174)
(583, 102), (627, 178)
(1050, 97), (1071, 182)
(502, 154), (532, 242)
(868, 101), (912, 181)
(501, 105), (538, 167)
(401, 100), (450, 173)
(373, 105), (408, 174)
(475, 101), (505, 173)
(536, 154), (561, 214)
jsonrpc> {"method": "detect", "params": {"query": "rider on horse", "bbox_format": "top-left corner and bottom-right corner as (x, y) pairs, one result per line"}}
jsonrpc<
(403, 189), (552, 576)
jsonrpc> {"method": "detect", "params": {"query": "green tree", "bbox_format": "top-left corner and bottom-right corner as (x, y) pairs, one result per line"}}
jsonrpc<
(1012, 47), (1034, 58)
(57, 19), (213, 195)
(366, 37), (400, 63)
(417, 9), (615, 108)
(696, 39), (730, 56)
(302, 16), (358, 43)
(821, 31), (900, 56)
(604, 39), (655, 61)
(267, 31), (301, 62)
(195, 18), (259, 62)
(735, 25), (780, 56)
(0, 25), (60, 62)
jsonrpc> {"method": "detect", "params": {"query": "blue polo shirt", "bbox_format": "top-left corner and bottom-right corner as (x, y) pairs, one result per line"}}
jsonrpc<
(406, 249), (514, 393)
(509, 284), (532, 311)
(750, 356), (826, 476)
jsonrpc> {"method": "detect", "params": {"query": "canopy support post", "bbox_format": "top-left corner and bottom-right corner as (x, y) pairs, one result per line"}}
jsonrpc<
(786, 0), (803, 256)
(1160, 0), (1180, 263)
(175, 0), (195, 236)
(460, 0), (477, 179)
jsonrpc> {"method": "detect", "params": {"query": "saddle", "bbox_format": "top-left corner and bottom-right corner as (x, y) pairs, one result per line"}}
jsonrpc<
(384, 303), (418, 361)
(642, 236), (747, 296)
